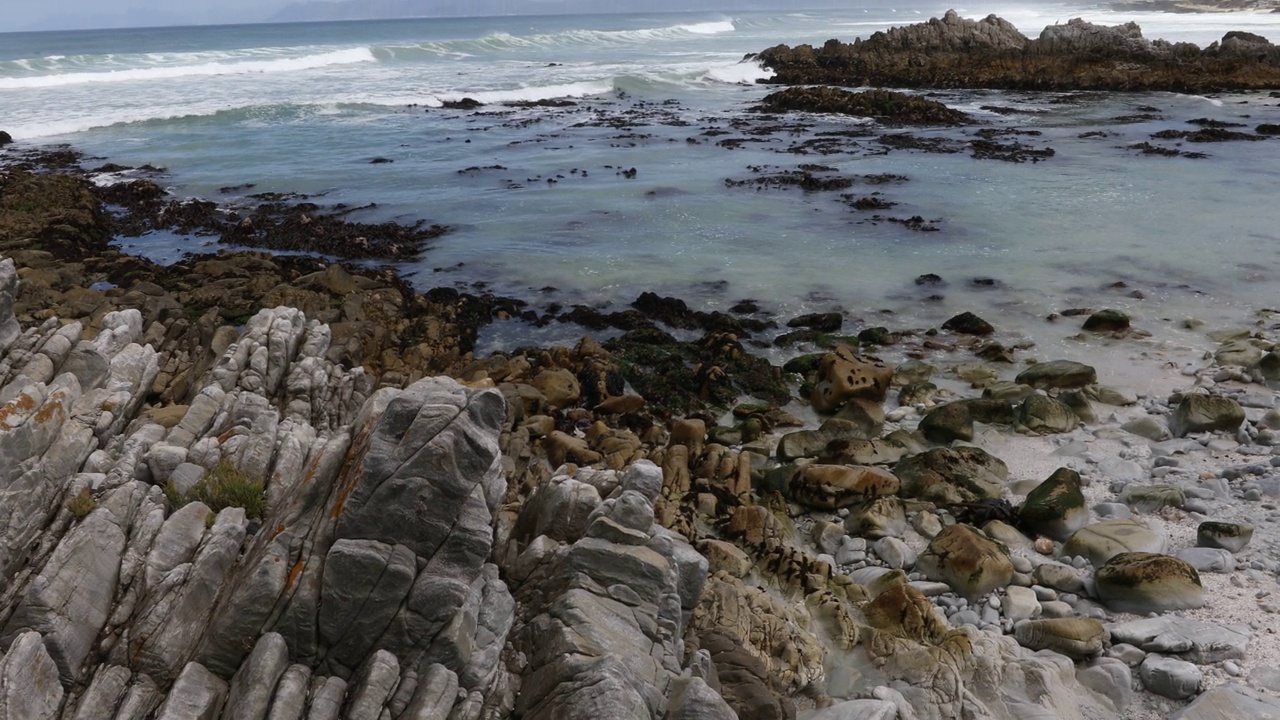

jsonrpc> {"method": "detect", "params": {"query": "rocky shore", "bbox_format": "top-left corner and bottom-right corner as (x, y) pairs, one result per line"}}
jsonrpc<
(757, 10), (1280, 92)
(3, 128), (1280, 720)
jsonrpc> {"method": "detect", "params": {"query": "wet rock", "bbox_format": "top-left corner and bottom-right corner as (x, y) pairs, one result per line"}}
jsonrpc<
(787, 312), (842, 332)
(918, 401), (974, 443)
(1169, 393), (1245, 437)
(1015, 360), (1097, 390)
(1082, 309), (1131, 332)
(942, 311), (995, 335)
(1094, 552), (1204, 614)
(1119, 484), (1186, 514)
(1019, 467), (1088, 541)
(1018, 394), (1079, 434)
(809, 345), (893, 413)
(777, 418), (875, 461)
(755, 87), (974, 126)
(916, 524), (1013, 599)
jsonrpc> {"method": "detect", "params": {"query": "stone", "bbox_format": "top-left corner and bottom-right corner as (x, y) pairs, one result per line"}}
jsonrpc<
(1018, 467), (1088, 542)
(916, 524), (1013, 600)
(1003, 585), (1041, 622)
(1109, 616), (1251, 664)
(918, 401), (974, 443)
(1170, 393), (1245, 437)
(1139, 654), (1202, 700)
(802, 699), (899, 720)
(1032, 562), (1086, 595)
(698, 539), (752, 578)
(1094, 553), (1205, 614)
(665, 677), (738, 720)
(1062, 519), (1167, 566)
(1015, 360), (1097, 390)
(777, 418), (873, 461)
(1173, 684), (1280, 720)
(1013, 618), (1106, 659)
(1215, 339), (1266, 368)
(1119, 484), (1186, 514)
(833, 397), (885, 439)
(844, 496), (908, 539)
(1122, 416), (1171, 442)
(1077, 658), (1133, 713)
(531, 368), (581, 409)
(1176, 547), (1235, 573)
(1082, 309), (1130, 332)
(810, 346), (894, 413)
(0, 631), (63, 720)
(894, 446), (1008, 505)
(1018, 395), (1078, 434)
(222, 633), (290, 720)
(155, 663), (228, 720)
(789, 464), (899, 510)
(942, 311), (994, 336)
(1197, 521), (1253, 553)
(872, 537), (915, 569)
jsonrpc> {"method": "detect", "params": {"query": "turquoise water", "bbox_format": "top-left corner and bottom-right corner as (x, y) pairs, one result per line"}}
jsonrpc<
(3, 5), (1280, 355)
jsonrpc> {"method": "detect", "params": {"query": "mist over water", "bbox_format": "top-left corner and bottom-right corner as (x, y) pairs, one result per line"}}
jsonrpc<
(3, 4), (1279, 366)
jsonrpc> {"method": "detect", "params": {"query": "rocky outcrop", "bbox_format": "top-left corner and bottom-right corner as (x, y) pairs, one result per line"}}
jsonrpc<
(757, 10), (1280, 91)
(755, 87), (974, 126)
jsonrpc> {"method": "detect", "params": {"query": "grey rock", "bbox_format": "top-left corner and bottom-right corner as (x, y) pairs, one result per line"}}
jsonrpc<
(1139, 654), (1202, 700)
(345, 650), (399, 720)
(318, 539), (416, 666)
(223, 632), (290, 720)
(1003, 586), (1041, 622)
(1018, 394), (1079, 434)
(778, 418), (875, 461)
(71, 665), (132, 720)
(1122, 416), (1171, 441)
(266, 665), (312, 720)
(400, 664), (459, 720)
(306, 676), (347, 720)
(872, 537), (914, 569)
(1176, 547), (1234, 573)
(1015, 360), (1097, 390)
(844, 496), (907, 539)
(1109, 616), (1251, 663)
(801, 699), (898, 720)
(1119, 484), (1186, 514)
(1173, 684), (1280, 720)
(59, 344), (112, 391)
(0, 631), (62, 720)
(1077, 657), (1133, 713)
(154, 662), (227, 720)
(664, 677), (737, 720)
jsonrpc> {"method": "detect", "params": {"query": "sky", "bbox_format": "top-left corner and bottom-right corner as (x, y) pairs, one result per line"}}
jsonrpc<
(1, 0), (286, 31)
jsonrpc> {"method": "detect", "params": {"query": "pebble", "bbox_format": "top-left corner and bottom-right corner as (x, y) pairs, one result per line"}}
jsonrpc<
(1224, 660), (1243, 677)
(1106, 643), (1147, 667)
(1031, 585), (1057, 601)
(1039, 600), (1074, 618)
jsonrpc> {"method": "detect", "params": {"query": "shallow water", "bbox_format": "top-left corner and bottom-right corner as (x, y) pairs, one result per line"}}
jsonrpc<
(3, 4), (1279, 369)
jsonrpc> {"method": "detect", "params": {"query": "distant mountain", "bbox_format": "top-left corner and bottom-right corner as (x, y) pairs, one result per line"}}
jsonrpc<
(269, 0), (856, 23)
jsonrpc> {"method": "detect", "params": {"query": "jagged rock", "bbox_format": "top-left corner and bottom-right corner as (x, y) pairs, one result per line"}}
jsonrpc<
(789, 464), (899, 510)
(895, 446), (1007, 505)
(844, 496), (908, 539)
(1062, 519), (1167, 566)
(1014, 360), (1097, 390)
(756, 87), (973, 126)
(1018, 468), (1088, 541)
(1197, 521), (1253, 552)
(916, 524), (1013, 599)
(1094, 553), (1205, 614)
(1109, 616), (1250, 664)
(1013, 618), (1106, 659)
(809, 346), (893, 413)
(154, 662), (227, 720)
(1140, 654), (1202, 700)
(0, 631), (62, 720)
(1169, 393), (1245, 437)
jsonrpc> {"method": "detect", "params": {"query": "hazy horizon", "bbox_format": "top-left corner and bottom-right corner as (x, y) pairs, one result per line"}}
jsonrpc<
(3, 0), (923, 32)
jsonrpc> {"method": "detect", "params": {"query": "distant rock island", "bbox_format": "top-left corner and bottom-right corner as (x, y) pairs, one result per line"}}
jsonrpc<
(757, 10), (1280, 92)
(1107, 0), (1279, 12)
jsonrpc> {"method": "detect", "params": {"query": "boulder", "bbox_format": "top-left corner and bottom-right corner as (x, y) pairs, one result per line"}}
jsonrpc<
(1062, 519), (1167, 566)
(789, 464), (900, 510)
(1119, 484), (1186, 514)
(1013, 618), (1106, 659)
(1094, 553), (1204, 614)
(942, 311), (995, 335)
(1017, 395), (1078, 434)
(918, 401), (974, 443)
(916, 524), (1013, 599)
(809, 346), (893, 413)
(1169, 393), (1245, 437)
(895, 446), (1008, 504)
(1015, 360), (1097, 390)
(1082, 309), (1130, 332)
(1110, 616), (1250, 663)
(777, 418), (874, 461)
(154, 663), (227, 720)
(844, 496), (908, 539)
(1197, 521), (1253, 553)
(1173, 684), (1280, 719)
(1018, 468), (1088, 541)
(1139, 654), (1201, 700)
(0, 631), (63, 720)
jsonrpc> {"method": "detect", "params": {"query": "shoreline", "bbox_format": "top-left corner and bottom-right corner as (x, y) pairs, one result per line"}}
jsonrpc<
(3, 30), (1280, 719)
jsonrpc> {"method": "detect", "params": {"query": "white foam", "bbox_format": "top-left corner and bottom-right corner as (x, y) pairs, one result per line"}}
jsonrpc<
(677, 20), (737, 35)
(704, 60), (773, 85)
(0, 47), (376, 89)
(424, 80), (615, 107)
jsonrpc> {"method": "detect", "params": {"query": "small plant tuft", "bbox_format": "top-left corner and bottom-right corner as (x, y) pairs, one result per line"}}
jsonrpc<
(165, 459), (266, 520)
(65, 488), (98, 520)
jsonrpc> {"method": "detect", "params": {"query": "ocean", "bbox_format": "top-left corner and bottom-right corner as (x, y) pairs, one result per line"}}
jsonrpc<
(3, 4), (1280, 367)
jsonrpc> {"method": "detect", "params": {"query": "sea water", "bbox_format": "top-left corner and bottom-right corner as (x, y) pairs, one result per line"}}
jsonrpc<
(2, 4), (1279, 367)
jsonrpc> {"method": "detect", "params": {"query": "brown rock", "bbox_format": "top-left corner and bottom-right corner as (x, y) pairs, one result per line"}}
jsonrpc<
(916, 524), (1013, 599)
(810, 345), (893, 414)
(788, 464), (899, 510)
